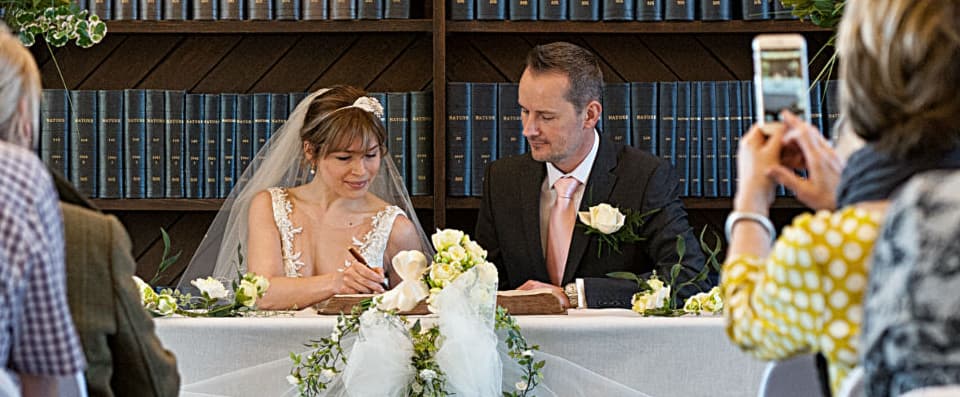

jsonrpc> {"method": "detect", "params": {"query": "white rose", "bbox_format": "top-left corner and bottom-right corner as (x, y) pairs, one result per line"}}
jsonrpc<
(464, 240), (487, 261)
(702, 287), (723, 313)
(646, 277), (664, 292)
(522, 350), (534, 358)
(155, 294), (177, 316)
(250, 274), (270, 294)
(651, 285), (670, 310)
(683, 292), (708, 314)
(286, 375), (300, 385)
(447, 245), (468, 263)
(515, 381), (528, 391)
(191, 277), (229, 300)
(578, 203), (626, 234)
(132, 276), (156, 305)
(321, 369), (337, 380)
(476, 261), (498, 286)
(632, 292), (652, 313)
(419, 369), (437, 381)
(237, 280), (258, 307)
(432, 229), (464, 251)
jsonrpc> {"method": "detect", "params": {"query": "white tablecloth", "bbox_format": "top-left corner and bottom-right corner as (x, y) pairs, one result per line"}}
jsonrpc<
(155, 309), (768, 397)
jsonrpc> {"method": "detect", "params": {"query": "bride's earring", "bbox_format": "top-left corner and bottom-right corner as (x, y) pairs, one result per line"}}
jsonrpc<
(309, 164), (316, 175)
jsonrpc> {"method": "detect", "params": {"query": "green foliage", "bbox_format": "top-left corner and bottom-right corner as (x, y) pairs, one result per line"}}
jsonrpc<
(780, 0), (845, 29)
(2, 0), (107, 48)
(289, 305), (365, 395)
(581, 208), (660, 257)
(149, 227), (182, 286)
(496, 306), (544, 397)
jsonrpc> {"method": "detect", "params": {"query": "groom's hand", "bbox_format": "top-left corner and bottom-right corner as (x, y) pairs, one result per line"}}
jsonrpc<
(518, 280), (570, 309)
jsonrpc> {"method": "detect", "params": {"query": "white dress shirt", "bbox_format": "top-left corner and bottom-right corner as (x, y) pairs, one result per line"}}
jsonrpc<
(539, 130), (601, 255)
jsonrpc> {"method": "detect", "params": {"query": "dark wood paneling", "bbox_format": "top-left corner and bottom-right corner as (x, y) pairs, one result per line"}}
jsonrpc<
(367, 35), (434, 92)
(464, 35), (534, 82)
(310, 34), (420, 91)
(192, 35), (300, 93)
(38, 36), (125, 89)
(138, 35), (243, 90)
(79, 35), (183, 89)
(583, 35), (677, 82)
(249, 35), (356, 93)
(641, 35), (736, 81)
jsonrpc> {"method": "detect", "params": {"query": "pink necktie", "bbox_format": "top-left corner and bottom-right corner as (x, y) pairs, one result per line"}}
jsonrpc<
(546, 176), (581, 286)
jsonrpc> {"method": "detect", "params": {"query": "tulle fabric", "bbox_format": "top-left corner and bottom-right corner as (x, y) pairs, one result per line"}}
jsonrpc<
(178, 88), (433, 290)
(341, 310), (415, 397)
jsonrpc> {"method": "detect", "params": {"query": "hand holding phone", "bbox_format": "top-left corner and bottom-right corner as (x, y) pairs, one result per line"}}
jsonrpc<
(752, 34), (811, 135)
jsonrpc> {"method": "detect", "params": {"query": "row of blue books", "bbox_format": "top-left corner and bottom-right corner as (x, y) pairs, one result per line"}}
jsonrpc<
(446, 80), (839, 198)
(38, 89), (433, 199)
(448, 0), (799, 21)
(79, 0), (413, 20)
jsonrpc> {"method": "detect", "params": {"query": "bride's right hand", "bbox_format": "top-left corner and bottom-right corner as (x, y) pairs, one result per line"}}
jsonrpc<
(341, 261), (386, 294)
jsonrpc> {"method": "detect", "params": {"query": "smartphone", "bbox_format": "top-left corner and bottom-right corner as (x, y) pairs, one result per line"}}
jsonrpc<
(752, 34), (811, 134)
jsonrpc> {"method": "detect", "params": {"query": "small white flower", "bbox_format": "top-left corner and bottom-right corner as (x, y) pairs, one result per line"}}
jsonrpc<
(578, 203), (626, 234)
(132, 276), (156, 305)
(246, 273), (270, 294)
(286, 375), (300, 385)
(419, 369), (437, 381)
(155, 294), (177, 316)
(522, 350), (534, 358)
(432, 229), (465, 251)
(464, 240), (487, 261)
(330, 328), (341, 343)
(236, 280), (258, 307)
(191, 277), (229, 300)
(515, 381), (528, 391)
(476, 261), (498, 286)
(411, 382), (424, 393)
(321, 369), (337, 380)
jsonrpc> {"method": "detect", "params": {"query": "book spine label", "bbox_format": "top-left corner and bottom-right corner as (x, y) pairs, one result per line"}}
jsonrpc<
(386, 92), (410, 191)
(202, 94), (220, 198)
(675, 82), (690, 197)
(689, 82), (702, 197)
(603, 0), (633, 20)
(446, 83), (472, 197)
(384, 0), (408, 18)
(700, 81), (718, 198)
(71, 90), (96, 197)
(236, 95), (254, 184)
(220, 94), (238, 198)
(303, 0), (328, 18)
(409, 91), (433, 196)
(114, 0), (138, 19)
(97, 90), (123, 199)
(331, 0), (357, 19)
(658, 81), (677, 168)
(568, 0), (599, 20)
(823, 80), (840, 139)
(477, 0), (506, 20)
(538, 0), (566, 20)
(630, 82), (658, 156)
(165, 91), (185, 198)
(358, 0), (382, 19)
(40, 89), (71, 180)
(602, 82), (632, 147)
(636, 0), (662, 20)
(470, 83), (497, 197)
(123, 89), (146, 199)
(508, 0), (536, 19)
(497, 83), (526, 158)
(269, 93), (289, 141)
(251, 93), (271, 172)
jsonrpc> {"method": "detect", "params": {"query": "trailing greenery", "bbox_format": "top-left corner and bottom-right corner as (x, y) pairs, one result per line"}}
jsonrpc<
(2, 0), (106, 47)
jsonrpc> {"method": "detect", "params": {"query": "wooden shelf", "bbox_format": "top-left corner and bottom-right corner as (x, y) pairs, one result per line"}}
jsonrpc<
(105, 19), (433, 33)
(447, 20), (830, 34)
(93, 196), (436, 211)
(446, 197), (807, 210)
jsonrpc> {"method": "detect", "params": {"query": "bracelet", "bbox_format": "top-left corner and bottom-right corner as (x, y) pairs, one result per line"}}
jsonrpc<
(725, 211), (777, 243)
(563, 278), (586, 309)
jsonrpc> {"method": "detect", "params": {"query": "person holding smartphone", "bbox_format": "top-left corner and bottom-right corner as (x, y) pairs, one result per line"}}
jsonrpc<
(721, 1), (960, 395)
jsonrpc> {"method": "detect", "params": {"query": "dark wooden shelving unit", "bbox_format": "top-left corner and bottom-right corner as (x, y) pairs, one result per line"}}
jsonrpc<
(36, 11), (832, 282)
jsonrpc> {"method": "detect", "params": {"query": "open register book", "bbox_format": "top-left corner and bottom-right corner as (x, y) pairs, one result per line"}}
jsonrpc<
(315, 288), (565, 315)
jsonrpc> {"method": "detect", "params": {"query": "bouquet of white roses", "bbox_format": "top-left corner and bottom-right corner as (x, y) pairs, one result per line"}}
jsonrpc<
(289, 229), (543, 397)
(133, 272), (270, 317)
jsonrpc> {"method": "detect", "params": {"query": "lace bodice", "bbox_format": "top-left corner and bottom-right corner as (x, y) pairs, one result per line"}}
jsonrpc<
(268, 187), (404, 277)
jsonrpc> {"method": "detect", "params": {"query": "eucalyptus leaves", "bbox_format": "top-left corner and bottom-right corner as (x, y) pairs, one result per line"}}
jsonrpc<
(3, 0), (106, 47)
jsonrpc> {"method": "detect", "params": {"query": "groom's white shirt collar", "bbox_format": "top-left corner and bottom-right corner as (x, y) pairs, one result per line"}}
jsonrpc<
(546, 129), (601, 187)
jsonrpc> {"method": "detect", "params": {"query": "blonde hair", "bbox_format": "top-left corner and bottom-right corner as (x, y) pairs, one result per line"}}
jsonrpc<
(837, 0), (960, 158)
(0, 26), (41, 149)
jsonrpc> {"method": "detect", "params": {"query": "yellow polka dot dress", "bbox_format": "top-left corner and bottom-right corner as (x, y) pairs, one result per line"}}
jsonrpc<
(722, 207), (881, 395)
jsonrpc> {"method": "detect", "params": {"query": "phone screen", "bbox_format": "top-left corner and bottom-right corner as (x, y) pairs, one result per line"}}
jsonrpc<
(759, 48), (808, 122)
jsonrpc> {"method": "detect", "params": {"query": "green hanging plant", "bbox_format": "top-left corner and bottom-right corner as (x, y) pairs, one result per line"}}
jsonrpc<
(2, 0), (107, 48)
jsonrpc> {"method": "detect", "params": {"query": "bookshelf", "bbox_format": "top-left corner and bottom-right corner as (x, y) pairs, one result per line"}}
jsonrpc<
(32, 4), (831, 283)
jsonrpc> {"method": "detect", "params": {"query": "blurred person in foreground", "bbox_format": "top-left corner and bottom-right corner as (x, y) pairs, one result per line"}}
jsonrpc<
(721, 0), (960, 395)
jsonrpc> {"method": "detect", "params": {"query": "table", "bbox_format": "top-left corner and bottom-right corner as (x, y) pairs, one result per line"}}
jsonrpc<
(155, 309), (769, 397)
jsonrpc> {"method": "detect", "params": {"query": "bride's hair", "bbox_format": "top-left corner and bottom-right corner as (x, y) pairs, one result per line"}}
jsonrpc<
(301, 85), (388, 160)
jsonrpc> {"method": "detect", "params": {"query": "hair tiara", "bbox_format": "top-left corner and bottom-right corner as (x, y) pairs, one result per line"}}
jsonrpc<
(335, 96), (384, 119)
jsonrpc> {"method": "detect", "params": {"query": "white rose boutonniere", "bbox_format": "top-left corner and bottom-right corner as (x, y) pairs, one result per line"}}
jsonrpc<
(578, 204), (658, 257)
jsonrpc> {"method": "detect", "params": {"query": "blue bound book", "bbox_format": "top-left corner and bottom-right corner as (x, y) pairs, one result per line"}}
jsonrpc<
(636, 0), (663, 20)
(740, 0), (770, 20)
(97, 90), (123, 199)
(192, 0), (218, 19)
(409, 91), (433, 196)
(184, 94), (204, 199)
(664, 0), (693, 21)
(773, 0), (797, 19)
(446, 83), (472, 197)
(236, 94), (254, 184)
(470, 83), (497, 197)
(716, 81), (732, 197)
(303, 0), (326, 18)
(602, 82), (631, 147)
(701, 0), (731, 20)
(246, 0), (272, 18)
(141, 0), (162, 19)
(219, 94), (238, 198)
(497, 83), (526, 159)
(674, 82), (690, 197)
(122, 89), (145, 198)
(269, 93), (289, 141)
(449, 0), (474, 19)
(657, 81), (677, 168)
(202, 94), (220, 199)
(823, 80), (840, 139)
(164, 91), (185, 198)
(331, 0), (357, 19)
(275, 0), (299, 19)
(630, 82), (658, 156)
(220, 0), (244, 19)
(603, 0), (633, 20)
(384, 0), (408, 18)
(569, 0), (599, 20)
(538, 0), (566, 20)
(71, 90), (98, 197)
(251, 93), (271, 173)
(89, 0), (113, 19)
(477, 0), (505, 19)
(700, 81), (718, 198)
(689, 82), (703, 197)
(386, 92), (411, 190)
(145, 90), (166, 198)
(164, 0), (188, 19)
(809, 80), (825, 135)
(40, 89), (71, 180)
(509, 0), (536, 19)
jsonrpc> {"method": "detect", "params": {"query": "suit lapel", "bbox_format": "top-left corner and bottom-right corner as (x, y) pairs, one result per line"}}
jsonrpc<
(518, 156), (548, 280)
(563, 136), (618, 285)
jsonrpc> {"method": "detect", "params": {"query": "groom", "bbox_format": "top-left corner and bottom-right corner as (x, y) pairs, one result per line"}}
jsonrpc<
(475, 42), (708, 309)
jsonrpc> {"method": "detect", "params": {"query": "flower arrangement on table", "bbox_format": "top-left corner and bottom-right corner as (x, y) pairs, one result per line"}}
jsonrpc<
(133, 272), (270, 317)
(2, 0), (106, 47)
(288, 229), (544, 397)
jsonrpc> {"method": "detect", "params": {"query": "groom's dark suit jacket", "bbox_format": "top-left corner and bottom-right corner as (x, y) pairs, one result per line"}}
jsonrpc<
(475, 135), (708, 308)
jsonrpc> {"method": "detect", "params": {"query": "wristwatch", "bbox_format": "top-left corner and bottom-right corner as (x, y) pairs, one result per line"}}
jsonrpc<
(563, 278), (586, 309)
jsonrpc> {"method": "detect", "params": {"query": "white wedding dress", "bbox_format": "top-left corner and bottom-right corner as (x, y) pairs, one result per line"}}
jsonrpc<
(268, 187), (404, 277)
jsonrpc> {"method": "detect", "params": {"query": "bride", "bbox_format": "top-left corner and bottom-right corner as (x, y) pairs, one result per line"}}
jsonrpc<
(180, 86), (432, 309)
